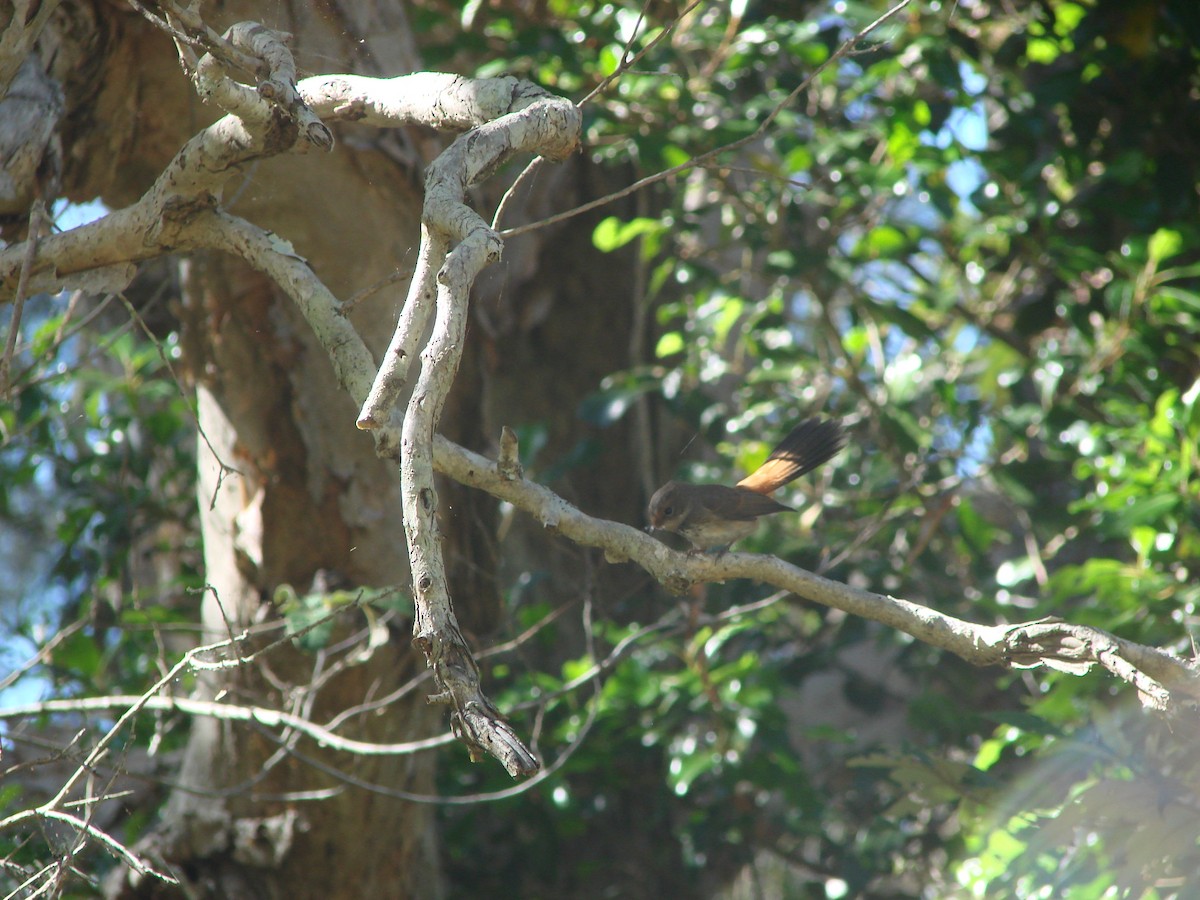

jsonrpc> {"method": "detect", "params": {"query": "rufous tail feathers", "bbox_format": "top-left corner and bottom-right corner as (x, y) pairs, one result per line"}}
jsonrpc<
(736, 418), (845, 494)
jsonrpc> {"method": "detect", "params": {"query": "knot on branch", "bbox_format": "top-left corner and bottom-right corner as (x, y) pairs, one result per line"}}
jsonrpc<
(524, 98), (584, 161)
(663, 573), (694, 596)
(193, 22), (332, 152)
(257, 77), (290, 104)
(1000, 619), (1191, 712)
(414, 630), (539, 777)
(151, 194), (219, 239)
(436, 226), (503, 286)
(497, 426), (524, 480)
(1004, 619), (1094, 673)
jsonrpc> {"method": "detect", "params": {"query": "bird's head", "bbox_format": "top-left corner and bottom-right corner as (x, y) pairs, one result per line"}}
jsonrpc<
(646, 481), (690, 533)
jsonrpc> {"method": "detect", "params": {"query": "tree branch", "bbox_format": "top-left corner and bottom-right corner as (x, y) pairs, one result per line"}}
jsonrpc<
(0, 694), (456, 757)
(353, 80), (580, 778)
(0, 806), (177, 885)
(430, 434), (1200, 713)
(4, 12), (1191, 788)
(88, 123), (1200, 747)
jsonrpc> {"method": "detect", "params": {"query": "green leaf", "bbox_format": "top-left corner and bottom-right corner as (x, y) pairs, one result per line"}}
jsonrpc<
(886, 122), (920, 166)
(1148, 228), (1183, 264)
(856, 225), (908, 258)
(956, 496), (996, 551)
(655, 331), (684, 358)
(1026, 37), (1061, 64)
(52, 630), (103, 677)
(662, 144), (691, 168)
(1105, 493), (1179, 534)
(592, 216), (667, 253)
(598, 44), (621, 77)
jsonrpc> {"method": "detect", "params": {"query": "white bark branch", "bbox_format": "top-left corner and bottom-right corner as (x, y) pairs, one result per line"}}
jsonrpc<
(303, 72), (558, 132)
(355, 225), (445, 432)
(359, 77), (580, 777)
(0, 24), (327, 298)
(0, 24), (580, 774)
(0, 806), (176, 884)
(4, 18), (1192, 786)
(430, 435), (1200, 713)
(0, 694), (456, 757)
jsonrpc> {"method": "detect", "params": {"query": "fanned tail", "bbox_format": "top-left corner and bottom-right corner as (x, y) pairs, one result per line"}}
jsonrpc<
(736, 418), (846, 494)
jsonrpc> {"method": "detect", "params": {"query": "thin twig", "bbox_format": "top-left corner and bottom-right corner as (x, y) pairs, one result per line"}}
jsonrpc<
(500, 0), (915, 239)
(491, 0), (701, 232)
(0, 694), (455, 757)
(247, 654), (605, 806)
(1, 200), (45, 398)
(577, 0), (705, 108)
(118, 294), (243, 508)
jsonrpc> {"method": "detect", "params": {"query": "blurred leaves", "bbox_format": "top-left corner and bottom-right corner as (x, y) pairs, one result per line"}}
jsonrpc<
(275, 583), (412, 653)
(4, 0), (1199, 897)
(502, 0), (1200, 894)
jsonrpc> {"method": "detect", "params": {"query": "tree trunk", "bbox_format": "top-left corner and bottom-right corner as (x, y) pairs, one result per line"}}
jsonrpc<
(11, 2), (657, 895)
(111, 248), (444, 899)
(21, 3), (449, 896)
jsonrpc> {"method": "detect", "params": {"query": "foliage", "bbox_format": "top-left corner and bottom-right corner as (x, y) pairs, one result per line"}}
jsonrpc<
(275, 582), (413, 651)
(0, 293), (200, 678)
(2, 1), (1199, 898)
(0, 293), (200, 889)
(432, 0), (1200, 896)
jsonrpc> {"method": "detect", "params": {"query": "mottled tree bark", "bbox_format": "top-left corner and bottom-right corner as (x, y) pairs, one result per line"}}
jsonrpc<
(3, 2), (654, 895)
(5, 2), (446, 896)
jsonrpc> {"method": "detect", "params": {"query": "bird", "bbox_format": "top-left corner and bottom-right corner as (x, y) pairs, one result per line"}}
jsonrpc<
(646, 417), (846, 553)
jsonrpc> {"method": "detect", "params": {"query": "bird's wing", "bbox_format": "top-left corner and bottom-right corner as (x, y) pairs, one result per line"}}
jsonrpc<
(692, 485), (793, 520)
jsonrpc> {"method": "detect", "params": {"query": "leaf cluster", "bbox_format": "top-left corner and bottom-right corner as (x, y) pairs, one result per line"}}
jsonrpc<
(434, 0), (1200, 895)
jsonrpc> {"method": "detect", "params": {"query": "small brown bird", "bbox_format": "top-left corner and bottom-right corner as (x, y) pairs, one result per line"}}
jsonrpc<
(647, 417), (846, 553)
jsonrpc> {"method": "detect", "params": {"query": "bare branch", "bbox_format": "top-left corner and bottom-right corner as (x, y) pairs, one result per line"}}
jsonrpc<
(169, 160), (1199, 723)
(0, 30), (309, 297)
(0, 807), (176, 884)
(5, 9), (1188, 792)
(0, 694), (456, 757)
(354, 225), (445, 431)
(180, 209), (382, 413)
(327, 76), (579, 776)
(0, 630), (260, 889)
(430, 434), (1200, 713)
(302, 72), (559, 132)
